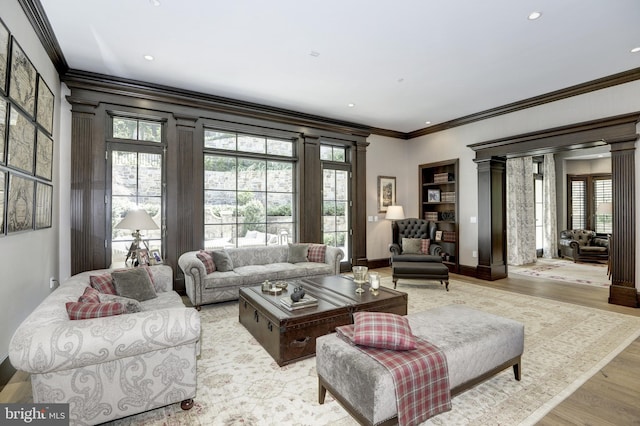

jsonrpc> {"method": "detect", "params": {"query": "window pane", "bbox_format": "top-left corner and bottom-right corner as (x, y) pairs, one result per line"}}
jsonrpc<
(323, 169), (336, 200)
(267, 139), (293, 157)
(267, 161), (292, 192)
(113, 118), (138, 140)
(112, 151), (138, 196)
(205, 155), (236, 190)
(205, 224), (234, 249)
(204, 190), (236, 223)
(267, 193), (292, 220)
(320, 145), (333, 161)
(138, 153), (162, 196)
(204, 130), (236, 150)
(335, 170), (348, 200)
(139, 120), (161, 142)
(570, 180), (585, 229)
(594, 178), (612, 233)
(238, 135), (266, 154)
(238, 192), (266, 226)
(238, 158), (266, 191)
(333, 147), (346, 162)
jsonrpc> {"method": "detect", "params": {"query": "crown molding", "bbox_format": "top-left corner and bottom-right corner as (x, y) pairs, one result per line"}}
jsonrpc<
(18, 0), (68, 74)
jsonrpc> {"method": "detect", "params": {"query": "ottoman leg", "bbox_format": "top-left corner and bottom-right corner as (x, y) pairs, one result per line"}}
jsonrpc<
(441, 280), (449, 291)
(393, 278), (398, 289)
(318, 379), (327, 404)
(513, 359), (521, 381)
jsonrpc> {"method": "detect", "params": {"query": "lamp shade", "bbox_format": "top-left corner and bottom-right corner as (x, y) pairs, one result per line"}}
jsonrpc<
(385, 205), (405, 220)
(115, 209), (159, 231)
(597, 202), (612, 215)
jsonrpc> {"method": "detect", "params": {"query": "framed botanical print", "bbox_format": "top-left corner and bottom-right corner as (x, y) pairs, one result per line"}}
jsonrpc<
(35, 182), (52, 229)
(36, 76), (54, 134)
(7, 173), (34, 233)
(377, 176), (396, 213)
(7, 105), (35, 174)
(9, 39), (36, 117)
(36, 130), (53, 180)
(0, 19), (8, 94)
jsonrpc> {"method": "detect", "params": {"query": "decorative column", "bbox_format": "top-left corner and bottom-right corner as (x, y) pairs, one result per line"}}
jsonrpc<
(474, 157), (507, 280)
(68, 97), (102, 275)
(609, 138), (638, 307)
(300, 135), (321, 244)
(351, 139), (368, 266)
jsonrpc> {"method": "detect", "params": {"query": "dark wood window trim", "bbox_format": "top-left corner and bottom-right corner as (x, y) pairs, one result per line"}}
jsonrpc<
(65, 73), (369, 291)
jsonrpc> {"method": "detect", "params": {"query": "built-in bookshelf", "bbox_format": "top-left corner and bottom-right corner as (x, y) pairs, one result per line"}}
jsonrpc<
(419, 159), (459, 273)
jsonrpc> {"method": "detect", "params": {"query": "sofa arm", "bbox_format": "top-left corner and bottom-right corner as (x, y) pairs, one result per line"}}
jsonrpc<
(324, 246), (345, 274)
(9, 307), (200, 374)
(389, 243), (401, 256)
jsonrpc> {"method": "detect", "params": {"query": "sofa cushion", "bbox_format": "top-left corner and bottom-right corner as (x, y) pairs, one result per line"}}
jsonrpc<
(196, 250), (216, 274)
(288, 243), (309, 263)
(401, 238), (422, 254)
(78, 286), (101, 303)
(66, 301), (126, 320)
(203, 271), (244, 290)
(99, 293), (143, 313)
(211, 250), (234, 271)
(234, 264), (281, 284)
(112, 268), (158, 301)
(90, 273), (117, 294)
(352, 311), (417, 351)
(308, 243), (327, 263)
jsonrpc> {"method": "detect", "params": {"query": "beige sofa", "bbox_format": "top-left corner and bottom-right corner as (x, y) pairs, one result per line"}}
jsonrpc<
(9, 265), (201, 425)
(179, 244), (344, 308)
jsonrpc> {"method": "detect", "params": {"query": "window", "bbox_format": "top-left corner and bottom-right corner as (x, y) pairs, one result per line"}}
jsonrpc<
(533, 158), (544, 256)
(567, 174), (612, 233)
(109, 116), (165, 265)
(321, 144), (351, 262)
(204, 130), (295, 249)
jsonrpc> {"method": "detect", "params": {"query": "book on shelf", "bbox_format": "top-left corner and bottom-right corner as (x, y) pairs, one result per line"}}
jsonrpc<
(280, 296), (318, 311)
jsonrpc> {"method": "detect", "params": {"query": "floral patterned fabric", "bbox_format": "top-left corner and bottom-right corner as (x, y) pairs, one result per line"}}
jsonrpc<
(9, 265), (201, 425)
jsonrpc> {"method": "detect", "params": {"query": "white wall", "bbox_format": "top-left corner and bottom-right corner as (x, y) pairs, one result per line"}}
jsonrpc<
(0, 1), (61, 364)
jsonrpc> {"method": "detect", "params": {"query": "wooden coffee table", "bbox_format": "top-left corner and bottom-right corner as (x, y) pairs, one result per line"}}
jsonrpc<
(239, 275), (408, 366)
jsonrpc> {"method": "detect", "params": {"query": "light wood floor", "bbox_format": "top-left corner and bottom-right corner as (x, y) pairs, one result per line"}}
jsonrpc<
(1, 269), (639, 425)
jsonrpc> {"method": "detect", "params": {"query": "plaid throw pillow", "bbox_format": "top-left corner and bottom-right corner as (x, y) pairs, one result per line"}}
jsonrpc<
(78, 286), (101, 303)
(196, 250), (216, 274)
(307, 244), (327, 263)
(352, 311), (417, 351)
(89, 273), (116, 295)
(421, 238), (431, 254)
(65, 302), (126, 320)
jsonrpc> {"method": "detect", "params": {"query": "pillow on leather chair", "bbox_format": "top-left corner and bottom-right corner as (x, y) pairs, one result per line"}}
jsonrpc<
(401, 238), (422, 254)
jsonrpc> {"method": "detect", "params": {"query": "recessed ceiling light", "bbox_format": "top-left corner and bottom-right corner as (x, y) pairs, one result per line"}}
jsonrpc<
(425, 121), (431, 125)
(144, 55), (155, 61)
(310, 51), (320, 57)
(149, 0), (161, 6)
(397, 78), (405, 83)
(528, 11), (542, 20)
(631, 46), (640, 53)
(347, 103), (355, 108)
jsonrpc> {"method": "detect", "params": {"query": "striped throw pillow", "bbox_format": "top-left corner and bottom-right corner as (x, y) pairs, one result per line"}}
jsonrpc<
(196, 250), (216, 274)
(65, 302), (126, 320)
(307, 244), (327, 263)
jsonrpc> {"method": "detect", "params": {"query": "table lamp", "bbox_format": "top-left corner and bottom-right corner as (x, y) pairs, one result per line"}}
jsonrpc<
(115, 209), (159, 265)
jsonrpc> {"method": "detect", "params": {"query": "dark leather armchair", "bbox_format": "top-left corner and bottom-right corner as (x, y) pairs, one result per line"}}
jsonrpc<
(388, 218), (449, 290)
(559, 229), (609, 263)
(389, 218), (443, 261)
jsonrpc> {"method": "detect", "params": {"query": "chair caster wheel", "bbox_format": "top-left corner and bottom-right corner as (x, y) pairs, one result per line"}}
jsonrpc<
(181, 399), (194, 410)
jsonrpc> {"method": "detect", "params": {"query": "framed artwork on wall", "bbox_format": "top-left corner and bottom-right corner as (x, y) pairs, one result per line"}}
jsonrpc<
(7, 105), (35, 174)
(0, 19), (8, 94)
(36, 76), (54, 134)
(9, 39), (36, 117)
(7, 173), (34, 233)
(377, 176), (396, 213)
(0, 99), (6, 163)
(35, 130), (53, 180)
(35, 182), (52, 229)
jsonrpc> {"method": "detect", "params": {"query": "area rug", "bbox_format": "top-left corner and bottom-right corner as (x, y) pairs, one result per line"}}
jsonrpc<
(508, 257), (610, 288)
(108, 277), (640, 426)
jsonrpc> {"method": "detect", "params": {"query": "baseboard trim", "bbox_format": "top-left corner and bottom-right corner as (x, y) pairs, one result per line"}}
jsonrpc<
(457, 264), (478, 278)
(366, 258), (391, 269)
(0, 356), (17, 389)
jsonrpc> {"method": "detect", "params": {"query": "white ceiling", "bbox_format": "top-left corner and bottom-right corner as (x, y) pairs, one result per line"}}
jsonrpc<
(39, 0), (640, 133)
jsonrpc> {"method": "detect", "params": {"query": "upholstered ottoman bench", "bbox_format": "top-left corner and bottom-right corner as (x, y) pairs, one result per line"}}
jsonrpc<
(392, 261), (450, 290)
(316, 305), (524, 425)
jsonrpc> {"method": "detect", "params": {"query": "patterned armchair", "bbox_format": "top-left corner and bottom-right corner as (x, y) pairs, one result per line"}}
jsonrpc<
(559, 229), (609, 262)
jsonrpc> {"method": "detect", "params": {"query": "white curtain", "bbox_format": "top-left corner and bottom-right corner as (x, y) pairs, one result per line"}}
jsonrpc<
(542, 154), (558, 258)
(506, 157), (537, 265)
